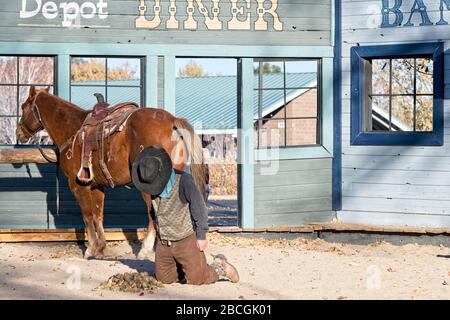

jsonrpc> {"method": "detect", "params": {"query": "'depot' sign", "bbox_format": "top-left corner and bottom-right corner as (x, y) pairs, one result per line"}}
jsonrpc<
(19, 0), (108, 27)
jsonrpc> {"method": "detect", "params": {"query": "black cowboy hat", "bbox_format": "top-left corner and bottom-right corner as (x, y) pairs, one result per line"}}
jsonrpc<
(131, 146), (172, 196)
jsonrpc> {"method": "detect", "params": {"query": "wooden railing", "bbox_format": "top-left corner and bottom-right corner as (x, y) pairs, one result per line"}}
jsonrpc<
(0, 148), (57, 164)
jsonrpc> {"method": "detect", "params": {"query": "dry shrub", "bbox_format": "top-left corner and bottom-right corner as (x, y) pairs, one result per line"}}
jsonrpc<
(209, 158), (237, 196)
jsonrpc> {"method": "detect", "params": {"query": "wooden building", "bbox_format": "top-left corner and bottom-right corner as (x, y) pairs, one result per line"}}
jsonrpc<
(338, 0), (450, 228)
(3, 0), (448, 236)
(0, 0), (335, 232)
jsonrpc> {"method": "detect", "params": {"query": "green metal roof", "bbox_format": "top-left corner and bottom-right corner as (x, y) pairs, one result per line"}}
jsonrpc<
(176, 73), (316, 131)
(70, 73), (317, 131)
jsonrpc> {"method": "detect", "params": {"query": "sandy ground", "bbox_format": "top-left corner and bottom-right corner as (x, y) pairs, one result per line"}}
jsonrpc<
(0, 233), (449, 300)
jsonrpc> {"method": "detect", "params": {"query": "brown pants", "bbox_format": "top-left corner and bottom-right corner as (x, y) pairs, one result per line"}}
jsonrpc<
(155, 233), (219, 285)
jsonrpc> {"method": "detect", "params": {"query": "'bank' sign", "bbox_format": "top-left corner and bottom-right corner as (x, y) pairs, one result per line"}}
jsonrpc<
(19, 0), (284, 31)
(381, 0), (450, 27)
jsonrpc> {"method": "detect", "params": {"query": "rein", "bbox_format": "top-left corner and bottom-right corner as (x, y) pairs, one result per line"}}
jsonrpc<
(37, 139), (58, 163)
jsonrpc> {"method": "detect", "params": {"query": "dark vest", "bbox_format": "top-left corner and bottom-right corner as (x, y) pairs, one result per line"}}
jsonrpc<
(154, 174), (194, 241)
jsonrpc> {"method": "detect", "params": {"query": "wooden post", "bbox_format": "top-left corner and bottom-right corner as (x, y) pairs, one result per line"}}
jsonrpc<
(0, 149), (57, 164)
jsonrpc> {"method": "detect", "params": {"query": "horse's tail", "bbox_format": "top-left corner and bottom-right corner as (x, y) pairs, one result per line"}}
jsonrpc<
(173, 118), (206, 199)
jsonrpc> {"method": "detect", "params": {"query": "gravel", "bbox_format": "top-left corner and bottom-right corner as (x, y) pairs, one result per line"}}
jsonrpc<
(0, 233), (449, 299)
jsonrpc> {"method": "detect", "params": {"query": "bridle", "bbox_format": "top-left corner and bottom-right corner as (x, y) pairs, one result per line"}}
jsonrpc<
(19, 93), (45, 139)
(19, 92), (61, 164)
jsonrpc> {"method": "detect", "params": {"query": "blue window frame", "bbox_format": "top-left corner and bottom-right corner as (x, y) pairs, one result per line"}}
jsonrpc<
(351, 42), (444, 146)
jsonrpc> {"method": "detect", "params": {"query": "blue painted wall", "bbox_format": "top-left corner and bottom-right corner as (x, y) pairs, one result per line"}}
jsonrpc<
(339, 0), (450, 227)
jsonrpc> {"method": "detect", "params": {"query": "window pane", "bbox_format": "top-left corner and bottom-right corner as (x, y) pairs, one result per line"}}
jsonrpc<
(107, 58), (141, 82)
(259, 89), (285, 119)
(0, 117), (17, 144)
(108, 87), (141, 105)
(0, 57), (17, 84)
(71, 86), (106, 109)
(0, 86), (17, 116)
(176, 58), (237, 131)
(19, 57), (54, 85)
(254, 59), (320, 148)
(177, 58), (237, 77)
(253, 61), (284, 89)
(416, 58), (433, 94)
(285, 60), (317, 88)
(17, 86), (54, 145)
(71, 58), (106, 85)
(258, 119), (285, 147)
(286, 88), (317, 118)
(371, 59), (390, 95)
(416, 96), (433, 132)
(286, 73), (317, 90)
(286, 119), (317, 145)
(392, 58), (414, 95)
(391, 96), (414, 131)
(19, 86), (54, 115)
(371, 96), (390, 131)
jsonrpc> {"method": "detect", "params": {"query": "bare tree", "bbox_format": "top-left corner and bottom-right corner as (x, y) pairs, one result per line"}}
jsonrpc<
(0, 57), (54, 144)
(372, 58), (433, 132)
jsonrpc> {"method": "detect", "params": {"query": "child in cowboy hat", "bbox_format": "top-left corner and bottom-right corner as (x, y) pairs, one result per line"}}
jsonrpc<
(132, 146), (239, 285)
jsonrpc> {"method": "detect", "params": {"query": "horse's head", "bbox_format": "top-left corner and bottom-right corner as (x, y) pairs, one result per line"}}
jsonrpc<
(16, 85), (50, 143)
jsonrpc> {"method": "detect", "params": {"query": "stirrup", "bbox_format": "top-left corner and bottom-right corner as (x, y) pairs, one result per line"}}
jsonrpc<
(77, 163), (94, 184)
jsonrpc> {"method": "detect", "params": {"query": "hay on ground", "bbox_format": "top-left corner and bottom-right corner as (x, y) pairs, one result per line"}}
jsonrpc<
(97, 272), (163, 293)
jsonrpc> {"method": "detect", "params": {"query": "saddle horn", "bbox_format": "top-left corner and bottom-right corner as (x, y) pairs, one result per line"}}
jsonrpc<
(94, 93), (105, 103)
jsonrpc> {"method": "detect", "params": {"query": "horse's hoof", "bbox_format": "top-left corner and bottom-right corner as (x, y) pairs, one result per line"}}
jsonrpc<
(84, 248), (94, 259)
(137, 248), (153, 260)
(94, 241), (106, 258)
(139, 234), (155, 259)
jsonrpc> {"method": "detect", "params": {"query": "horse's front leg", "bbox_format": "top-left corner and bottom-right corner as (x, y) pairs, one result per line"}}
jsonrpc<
(68, 178), (101, 259)
(91, 187), (106, 257)
(138, 192), (157, 259)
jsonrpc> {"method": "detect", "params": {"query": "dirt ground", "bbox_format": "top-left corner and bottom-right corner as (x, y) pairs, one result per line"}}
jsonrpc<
(0, 233), (449, 300)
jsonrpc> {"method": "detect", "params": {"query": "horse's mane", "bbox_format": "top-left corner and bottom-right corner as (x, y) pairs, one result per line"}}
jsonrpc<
(42, 91), (90, 116)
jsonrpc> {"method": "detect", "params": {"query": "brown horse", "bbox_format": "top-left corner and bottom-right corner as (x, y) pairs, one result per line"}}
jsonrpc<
(16, 86), (205, 258)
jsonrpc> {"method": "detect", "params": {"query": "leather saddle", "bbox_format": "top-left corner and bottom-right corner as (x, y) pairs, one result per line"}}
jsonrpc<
(76, 94), (139, 187)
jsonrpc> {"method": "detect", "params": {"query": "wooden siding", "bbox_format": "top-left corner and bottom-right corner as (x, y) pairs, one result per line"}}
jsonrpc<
(340, 0), (450, 227)
(0, 0), (332, 46)
(0, 163), (55, 228)
(254, 158), (334, 227)
(0, 163), (148, 229)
